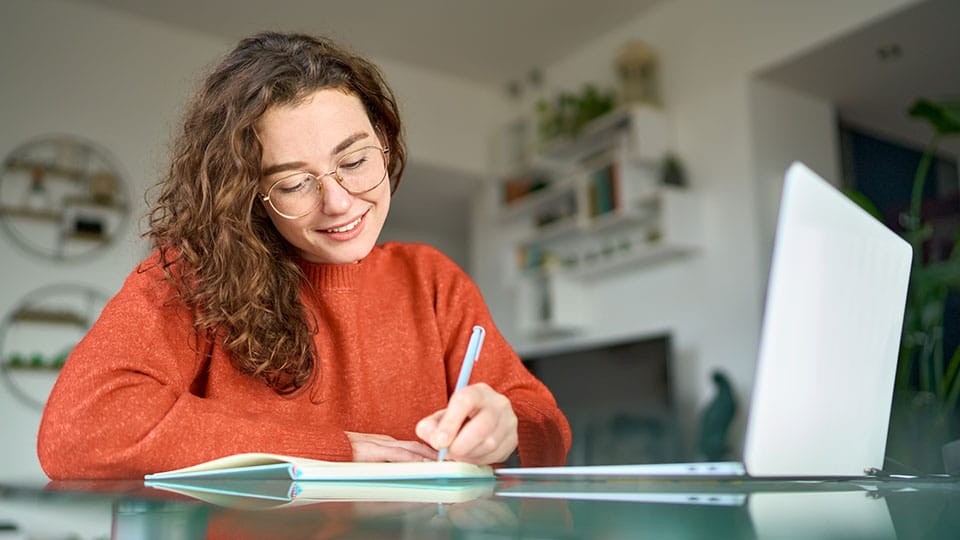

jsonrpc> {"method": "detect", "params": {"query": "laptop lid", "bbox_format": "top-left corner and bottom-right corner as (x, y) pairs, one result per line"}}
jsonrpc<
(742, 162), (912, 477)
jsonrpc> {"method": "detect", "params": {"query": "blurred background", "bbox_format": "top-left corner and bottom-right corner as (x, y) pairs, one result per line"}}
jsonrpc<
(1, 0), (957, 497)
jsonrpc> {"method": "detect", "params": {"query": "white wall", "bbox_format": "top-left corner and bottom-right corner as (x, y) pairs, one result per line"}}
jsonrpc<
(379, 223), (469, 270)
(472, 0), (918, 457)
(749, 79), (842, 282)
(378, 59), (509, 178)
(0, 0), (504, 484)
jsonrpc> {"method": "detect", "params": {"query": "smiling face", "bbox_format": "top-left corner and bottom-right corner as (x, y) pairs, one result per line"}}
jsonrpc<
(258, 88), (391, 264)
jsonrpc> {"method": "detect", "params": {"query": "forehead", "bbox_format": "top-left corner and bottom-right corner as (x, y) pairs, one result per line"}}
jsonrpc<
(258, 88), (373, 160)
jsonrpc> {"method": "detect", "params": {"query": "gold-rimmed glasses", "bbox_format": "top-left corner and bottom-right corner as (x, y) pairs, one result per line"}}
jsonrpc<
(259, 146), (389, 219)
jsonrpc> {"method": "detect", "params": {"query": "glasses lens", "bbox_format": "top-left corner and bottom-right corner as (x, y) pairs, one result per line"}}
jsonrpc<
(268, 172), (320, 218)
(336, 147), (387, 193)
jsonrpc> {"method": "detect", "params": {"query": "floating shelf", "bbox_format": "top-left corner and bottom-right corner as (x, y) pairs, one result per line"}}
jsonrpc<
(493, 105), (695, 339)
(12, 307), (87, 326)
(3, 363), (63, 372)
(535, 108), (634, 162)
(534, 105), (669, 164)
(4, 157), (87, 182)
(61, 195), (127, 211)
(0, 204), (61, 222)
(500, 176), (579, 220)
(565, 242), (696, 279)
(64, 231), (111, 243)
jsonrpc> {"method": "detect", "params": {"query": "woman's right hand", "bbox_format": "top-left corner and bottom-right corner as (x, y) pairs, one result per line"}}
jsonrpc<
(346, 431), (439, 462)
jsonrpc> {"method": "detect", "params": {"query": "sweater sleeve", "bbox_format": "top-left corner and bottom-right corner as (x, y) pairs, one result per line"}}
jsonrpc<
(427, 248), (572, 466)
(37, 263), (352, 480)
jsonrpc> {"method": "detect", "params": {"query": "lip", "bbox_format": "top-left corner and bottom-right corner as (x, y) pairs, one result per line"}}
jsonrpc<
(315, 209), (368, 241)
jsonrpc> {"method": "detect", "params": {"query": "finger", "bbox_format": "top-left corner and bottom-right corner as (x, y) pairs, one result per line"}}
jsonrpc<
(389, 438), (440, 460)
(449, 391), (516, 458)
(451, 420), (517, 464)
(431, 385), (487, 450)
(354, 442), (436, 463)
(348, 431), (434, 451)
(448, 409), (499, 458)
(347, 432), (439, 462)
(450, 411), (518, 464)
(415, 409), (445, 443)
(476, 437), (517, 465)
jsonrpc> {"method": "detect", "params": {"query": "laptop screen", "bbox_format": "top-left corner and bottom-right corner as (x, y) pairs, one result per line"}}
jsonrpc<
(743, 162), (912, 477)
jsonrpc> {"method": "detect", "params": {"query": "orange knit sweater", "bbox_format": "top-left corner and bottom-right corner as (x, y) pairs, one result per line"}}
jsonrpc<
(37, 242), (571, 479)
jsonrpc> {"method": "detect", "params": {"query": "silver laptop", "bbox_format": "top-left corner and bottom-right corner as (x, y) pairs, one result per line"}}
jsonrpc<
(499, 162), (912, 479)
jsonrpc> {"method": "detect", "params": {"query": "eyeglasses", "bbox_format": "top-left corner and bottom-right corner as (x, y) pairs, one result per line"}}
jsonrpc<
(259, 145), (389, 219)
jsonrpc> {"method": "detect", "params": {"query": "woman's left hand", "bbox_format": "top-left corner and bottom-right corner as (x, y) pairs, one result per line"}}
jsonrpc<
(415, 383), (518, 465)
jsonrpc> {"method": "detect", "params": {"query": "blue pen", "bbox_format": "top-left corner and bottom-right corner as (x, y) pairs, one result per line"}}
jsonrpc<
(437, 325), (486, 462)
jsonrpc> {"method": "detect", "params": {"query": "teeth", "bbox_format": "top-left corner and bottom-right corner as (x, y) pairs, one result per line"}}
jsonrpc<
(324, 216), (362, 233)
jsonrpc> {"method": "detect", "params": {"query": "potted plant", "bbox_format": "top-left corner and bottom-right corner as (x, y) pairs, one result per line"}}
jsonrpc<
(535, 84), (616, 144)
(849, 98), (960, 473)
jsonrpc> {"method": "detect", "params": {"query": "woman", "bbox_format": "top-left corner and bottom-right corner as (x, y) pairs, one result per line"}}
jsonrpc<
(37, 32), (571, 479)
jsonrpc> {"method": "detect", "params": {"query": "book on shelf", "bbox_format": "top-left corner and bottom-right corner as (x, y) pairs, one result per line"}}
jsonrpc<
(145, 452), (494, 482)
(587, 162), (619, 217)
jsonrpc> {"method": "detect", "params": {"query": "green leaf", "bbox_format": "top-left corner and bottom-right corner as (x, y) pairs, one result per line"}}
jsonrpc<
(916, 259), (960, 290)
(945, 346), (960, 411)
(909, 98), (960, 136)
(842, 189), (884, 221)
(904, 224), (934, 245)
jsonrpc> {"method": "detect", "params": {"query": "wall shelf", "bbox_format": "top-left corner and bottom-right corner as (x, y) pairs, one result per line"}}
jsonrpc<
(61, 195), (128, 211)
(4, 359), (65, 372)
(12, 307), (87, 326)
(1, 134), (129, 261)
(535, 105), (669, 164)
(560, 241), (696, 280)
(1, 284), (109, 410)
(516, 183), (698, 276)
(493, 106), (697, 339)
(4, 157), (88, 182)
(500, 176), (578, 221)
(63, 231), (111, 243)
(0, 204), (62, 222)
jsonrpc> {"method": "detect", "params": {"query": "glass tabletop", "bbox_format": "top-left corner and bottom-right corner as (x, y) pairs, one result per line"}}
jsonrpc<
(2, 476), (960, 539)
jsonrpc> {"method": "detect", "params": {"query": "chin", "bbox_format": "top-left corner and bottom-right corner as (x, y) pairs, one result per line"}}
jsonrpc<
(301, 240), (376, 265)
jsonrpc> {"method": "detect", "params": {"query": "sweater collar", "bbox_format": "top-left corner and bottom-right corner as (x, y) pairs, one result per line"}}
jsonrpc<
(296, 245), (381, 290)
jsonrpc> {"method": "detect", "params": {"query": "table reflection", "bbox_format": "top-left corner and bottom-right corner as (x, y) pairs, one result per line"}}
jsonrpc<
(1, 477), (958, 539)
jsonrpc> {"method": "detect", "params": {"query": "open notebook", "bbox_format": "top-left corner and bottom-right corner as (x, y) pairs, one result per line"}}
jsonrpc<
(146, 478), (495, 509)
(144, 453), (495, 508)
(145, 452), (493, 482)
(498, 161), (912, 479)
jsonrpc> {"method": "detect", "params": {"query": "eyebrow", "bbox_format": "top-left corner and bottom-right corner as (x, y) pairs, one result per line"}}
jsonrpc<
(260, 131), (371, 178)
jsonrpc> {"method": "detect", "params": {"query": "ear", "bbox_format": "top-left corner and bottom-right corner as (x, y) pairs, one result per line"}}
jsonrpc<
(252, 192), (271, 218)
(373, 125), (387, 147)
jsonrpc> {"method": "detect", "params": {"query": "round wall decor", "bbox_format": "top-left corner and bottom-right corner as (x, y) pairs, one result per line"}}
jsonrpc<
(0, 134), (129, 261)
(0, 284), (109, 410)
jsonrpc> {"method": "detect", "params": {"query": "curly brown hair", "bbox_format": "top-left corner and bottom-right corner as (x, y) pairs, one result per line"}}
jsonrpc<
(146, 32), (406, 394)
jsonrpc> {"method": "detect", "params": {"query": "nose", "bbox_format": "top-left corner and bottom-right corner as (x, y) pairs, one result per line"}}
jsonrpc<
(318, 175), (352, 215)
